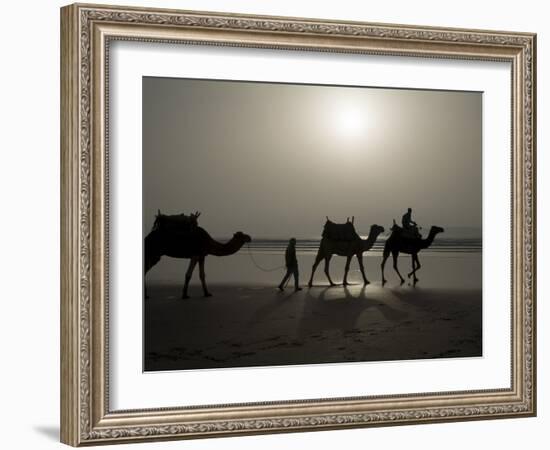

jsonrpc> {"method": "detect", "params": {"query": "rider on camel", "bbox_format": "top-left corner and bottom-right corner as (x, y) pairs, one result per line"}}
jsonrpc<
(401, 208), (421, 238)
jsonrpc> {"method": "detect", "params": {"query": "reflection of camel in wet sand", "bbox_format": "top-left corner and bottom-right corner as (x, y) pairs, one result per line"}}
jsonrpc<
(381, 222), (444, 285)
(308, 219), (385, 287)
(144, 212), (251, 298)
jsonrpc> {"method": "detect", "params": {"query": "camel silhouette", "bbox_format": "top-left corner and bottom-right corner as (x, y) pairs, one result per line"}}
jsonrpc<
(381, 222), (444, 285)
(308, 220), (385, 287)
(144, 214), (251, 299)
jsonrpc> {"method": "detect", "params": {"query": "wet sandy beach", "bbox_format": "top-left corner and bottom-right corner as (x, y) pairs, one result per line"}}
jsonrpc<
(144, 252), (482, 371)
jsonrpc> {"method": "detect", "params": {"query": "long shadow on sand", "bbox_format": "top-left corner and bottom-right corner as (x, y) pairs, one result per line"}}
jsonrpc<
(144, 282), (481, 371)
(296, 285), (408, 340)
(384, 284), (482, 315)
(245, 289), (302, 328)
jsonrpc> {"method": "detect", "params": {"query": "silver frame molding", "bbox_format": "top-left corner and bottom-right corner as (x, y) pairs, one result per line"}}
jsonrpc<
(60, 3), (536, 446)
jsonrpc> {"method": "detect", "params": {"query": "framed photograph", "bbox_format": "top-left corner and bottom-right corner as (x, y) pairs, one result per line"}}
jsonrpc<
(60, 3), (536, 446)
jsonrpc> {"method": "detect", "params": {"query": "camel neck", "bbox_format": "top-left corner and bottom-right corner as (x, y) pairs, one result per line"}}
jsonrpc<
(208, 236), (243, 256)
(362, 229), (381, 251)
(421, 230), (438, 249)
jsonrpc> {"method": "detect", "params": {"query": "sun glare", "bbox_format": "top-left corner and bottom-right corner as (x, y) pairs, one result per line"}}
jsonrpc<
(334, 105), (366, 139)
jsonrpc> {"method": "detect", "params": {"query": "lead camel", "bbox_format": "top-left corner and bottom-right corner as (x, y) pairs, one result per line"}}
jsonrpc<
(381, 222), (444, 285)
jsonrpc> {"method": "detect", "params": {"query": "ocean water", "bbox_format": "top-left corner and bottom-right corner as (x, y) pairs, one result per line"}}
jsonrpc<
(249, 235), (482, 254)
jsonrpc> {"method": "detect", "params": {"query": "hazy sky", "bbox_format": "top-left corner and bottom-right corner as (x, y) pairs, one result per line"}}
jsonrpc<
(143, 77), (481, 238)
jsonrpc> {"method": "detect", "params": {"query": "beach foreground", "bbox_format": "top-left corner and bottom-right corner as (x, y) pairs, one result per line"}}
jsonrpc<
(144, 253), (481, 371)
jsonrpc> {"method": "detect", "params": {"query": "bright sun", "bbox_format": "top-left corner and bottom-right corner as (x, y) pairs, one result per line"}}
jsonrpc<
(334, 105), (365, 138)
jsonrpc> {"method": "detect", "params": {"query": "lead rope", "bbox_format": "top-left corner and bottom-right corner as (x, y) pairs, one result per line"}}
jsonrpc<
(246, 243), (286, 272)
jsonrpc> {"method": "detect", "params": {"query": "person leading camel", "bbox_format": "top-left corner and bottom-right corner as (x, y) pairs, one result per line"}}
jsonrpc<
(278, 238), (302, 292)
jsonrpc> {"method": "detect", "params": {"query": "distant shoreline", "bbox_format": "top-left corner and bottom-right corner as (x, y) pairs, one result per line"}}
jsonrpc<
(244, 237), (481, 254)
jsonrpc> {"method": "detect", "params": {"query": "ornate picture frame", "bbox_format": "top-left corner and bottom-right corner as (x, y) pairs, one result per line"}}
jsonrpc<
(60, 3), (536, 446)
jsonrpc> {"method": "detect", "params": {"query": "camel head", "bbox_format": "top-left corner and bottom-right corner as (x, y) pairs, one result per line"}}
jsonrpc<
(370, 224), (385, 236)
(430, 225), (445, 235)
(232, 231), (252, 244)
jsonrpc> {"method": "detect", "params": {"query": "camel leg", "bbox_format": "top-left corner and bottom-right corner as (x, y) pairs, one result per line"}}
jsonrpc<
(407, 254), (420, 281)
(182, 258), (198, 299)
(407, 255), (415, 278)
(198, 257), (212, 297)
(392, 251), (405, 284)
(412, 254), (421, 284)
(343, 256), (352, 286)
(357, 254), (370, 285)
(381, 249), (390, 285)
(308, 252), (323, 287)
(324, 256), (336, 286)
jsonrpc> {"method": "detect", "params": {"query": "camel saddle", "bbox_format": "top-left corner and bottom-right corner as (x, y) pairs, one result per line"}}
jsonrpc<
(153, 212), (198, 234)
(322, 219), (360, 241)
(393, 224), (421, 240)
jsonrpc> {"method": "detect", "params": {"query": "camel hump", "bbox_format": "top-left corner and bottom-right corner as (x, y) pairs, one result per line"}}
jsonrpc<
(322, 219), (360, 241)
(153, 211), (199, 234)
